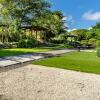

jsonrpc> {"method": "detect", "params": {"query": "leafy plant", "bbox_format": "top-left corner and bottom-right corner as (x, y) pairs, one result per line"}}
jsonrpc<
(97, 48), (100, 57)
(96, 40), (100, 48)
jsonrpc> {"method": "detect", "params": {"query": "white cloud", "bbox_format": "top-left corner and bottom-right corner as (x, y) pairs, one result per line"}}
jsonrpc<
(67, 28), (77, 32)
(62, 15), (75, 29)
(62, 17), (68, 21)
(63, 16), (73, 21)
(82, 11), (100, 21)
(88, 27), (92, 30)
(66, 15), (75, 25)
(63, 15), (74, 28)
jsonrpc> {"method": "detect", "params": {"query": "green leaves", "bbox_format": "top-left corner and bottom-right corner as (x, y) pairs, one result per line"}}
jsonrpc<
(0, 0), (66, 43)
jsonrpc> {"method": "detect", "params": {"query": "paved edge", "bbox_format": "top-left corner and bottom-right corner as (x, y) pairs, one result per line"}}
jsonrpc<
(0, 49), (75, 68)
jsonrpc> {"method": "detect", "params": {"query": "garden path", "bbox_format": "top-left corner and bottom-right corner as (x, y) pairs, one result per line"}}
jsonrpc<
(0, 64), (100, 100)
(0, 49), (75, 67)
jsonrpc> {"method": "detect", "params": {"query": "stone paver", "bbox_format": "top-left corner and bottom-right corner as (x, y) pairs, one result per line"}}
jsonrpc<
(42, 49), (75, 55)
(0, 64), (100, 100)
(0, 60), (19, 67)
(0, 49), (75, 67)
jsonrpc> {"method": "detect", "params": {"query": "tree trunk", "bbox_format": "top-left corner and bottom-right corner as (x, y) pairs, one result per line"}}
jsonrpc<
(36, 31), (38, 41)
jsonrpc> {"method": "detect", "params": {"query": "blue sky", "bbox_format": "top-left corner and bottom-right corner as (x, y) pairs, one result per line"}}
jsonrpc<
(49, 0), (100, 29)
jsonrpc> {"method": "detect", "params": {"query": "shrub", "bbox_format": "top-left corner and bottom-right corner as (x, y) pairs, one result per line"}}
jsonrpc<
(4, 42), (13, 48)
(96, 40), (100, 48)
(97, 48), (100, 57)
(96, 41), (100, 57)
(10, 42), (18, 48)
(18, 39), (27, 48)
(0, 42), (18, 49)
(88, 38), (96, 47)
(81, 40), (88, 46)
(26, 38), (36, 48)
(0, 42), (5, 49)
(18, 37), (36, 48)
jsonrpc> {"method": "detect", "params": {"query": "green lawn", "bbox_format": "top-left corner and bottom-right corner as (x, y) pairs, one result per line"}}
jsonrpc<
(33, 52), (100, 74)
(0, 48), (51, 57)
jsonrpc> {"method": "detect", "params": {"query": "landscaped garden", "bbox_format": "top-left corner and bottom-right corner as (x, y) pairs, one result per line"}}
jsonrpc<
(0, 0), (100, 51)
(1, 1), (100, 100)
(33, 51), (100, 74)
(0, 0), (100, 74)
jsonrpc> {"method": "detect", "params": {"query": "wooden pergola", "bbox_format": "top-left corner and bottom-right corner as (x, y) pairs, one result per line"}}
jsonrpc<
(21, 25), (48, 42)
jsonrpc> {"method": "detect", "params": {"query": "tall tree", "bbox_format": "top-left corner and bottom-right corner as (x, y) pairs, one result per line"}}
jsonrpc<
(31, 10), (66, 41)
(0, 0), (51, 42)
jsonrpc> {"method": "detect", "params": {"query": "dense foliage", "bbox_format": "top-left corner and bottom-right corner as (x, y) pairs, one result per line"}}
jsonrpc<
(0, 0), (100, 49)
(0, 0), (66, 48)
(68, 23), (100, 48)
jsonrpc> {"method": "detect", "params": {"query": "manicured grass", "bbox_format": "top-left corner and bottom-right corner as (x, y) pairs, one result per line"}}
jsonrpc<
(0, 48), (51, 57)
(33, 52), (100, 74)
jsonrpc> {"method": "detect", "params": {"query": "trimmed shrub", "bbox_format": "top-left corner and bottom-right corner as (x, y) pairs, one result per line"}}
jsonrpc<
(97, 48), (100, 57)
(96, 40), (100, 48)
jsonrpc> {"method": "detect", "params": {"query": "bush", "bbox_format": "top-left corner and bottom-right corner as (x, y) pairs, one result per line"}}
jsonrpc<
(18, 39), (27, 48)
(0, 42), (18, 49)
(0, 42), (5, 49)
(27, 38), (36, 48)
(97, 48), (100, 57)
(4, 42), (18, 48)
(18, 37), (36, 48)
(96, 40), (100, 48)
(88, 38), (96, 46)
(4, 42), (13, 48)
(81, 40), (88, 46)
(10, 42), (18, 48)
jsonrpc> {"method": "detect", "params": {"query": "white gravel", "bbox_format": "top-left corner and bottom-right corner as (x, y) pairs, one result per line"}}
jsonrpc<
(0, 64), (100, 100)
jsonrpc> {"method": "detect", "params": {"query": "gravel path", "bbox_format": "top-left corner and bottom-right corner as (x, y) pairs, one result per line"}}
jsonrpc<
(0, 64), (100, 100)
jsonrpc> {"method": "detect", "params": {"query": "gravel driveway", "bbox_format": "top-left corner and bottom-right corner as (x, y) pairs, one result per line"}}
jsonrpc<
(0, 64), (100, 100)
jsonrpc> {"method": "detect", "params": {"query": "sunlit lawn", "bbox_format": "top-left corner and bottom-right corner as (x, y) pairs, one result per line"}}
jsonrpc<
(33, 52), (100, 74)
(0, 48), (51, 57)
